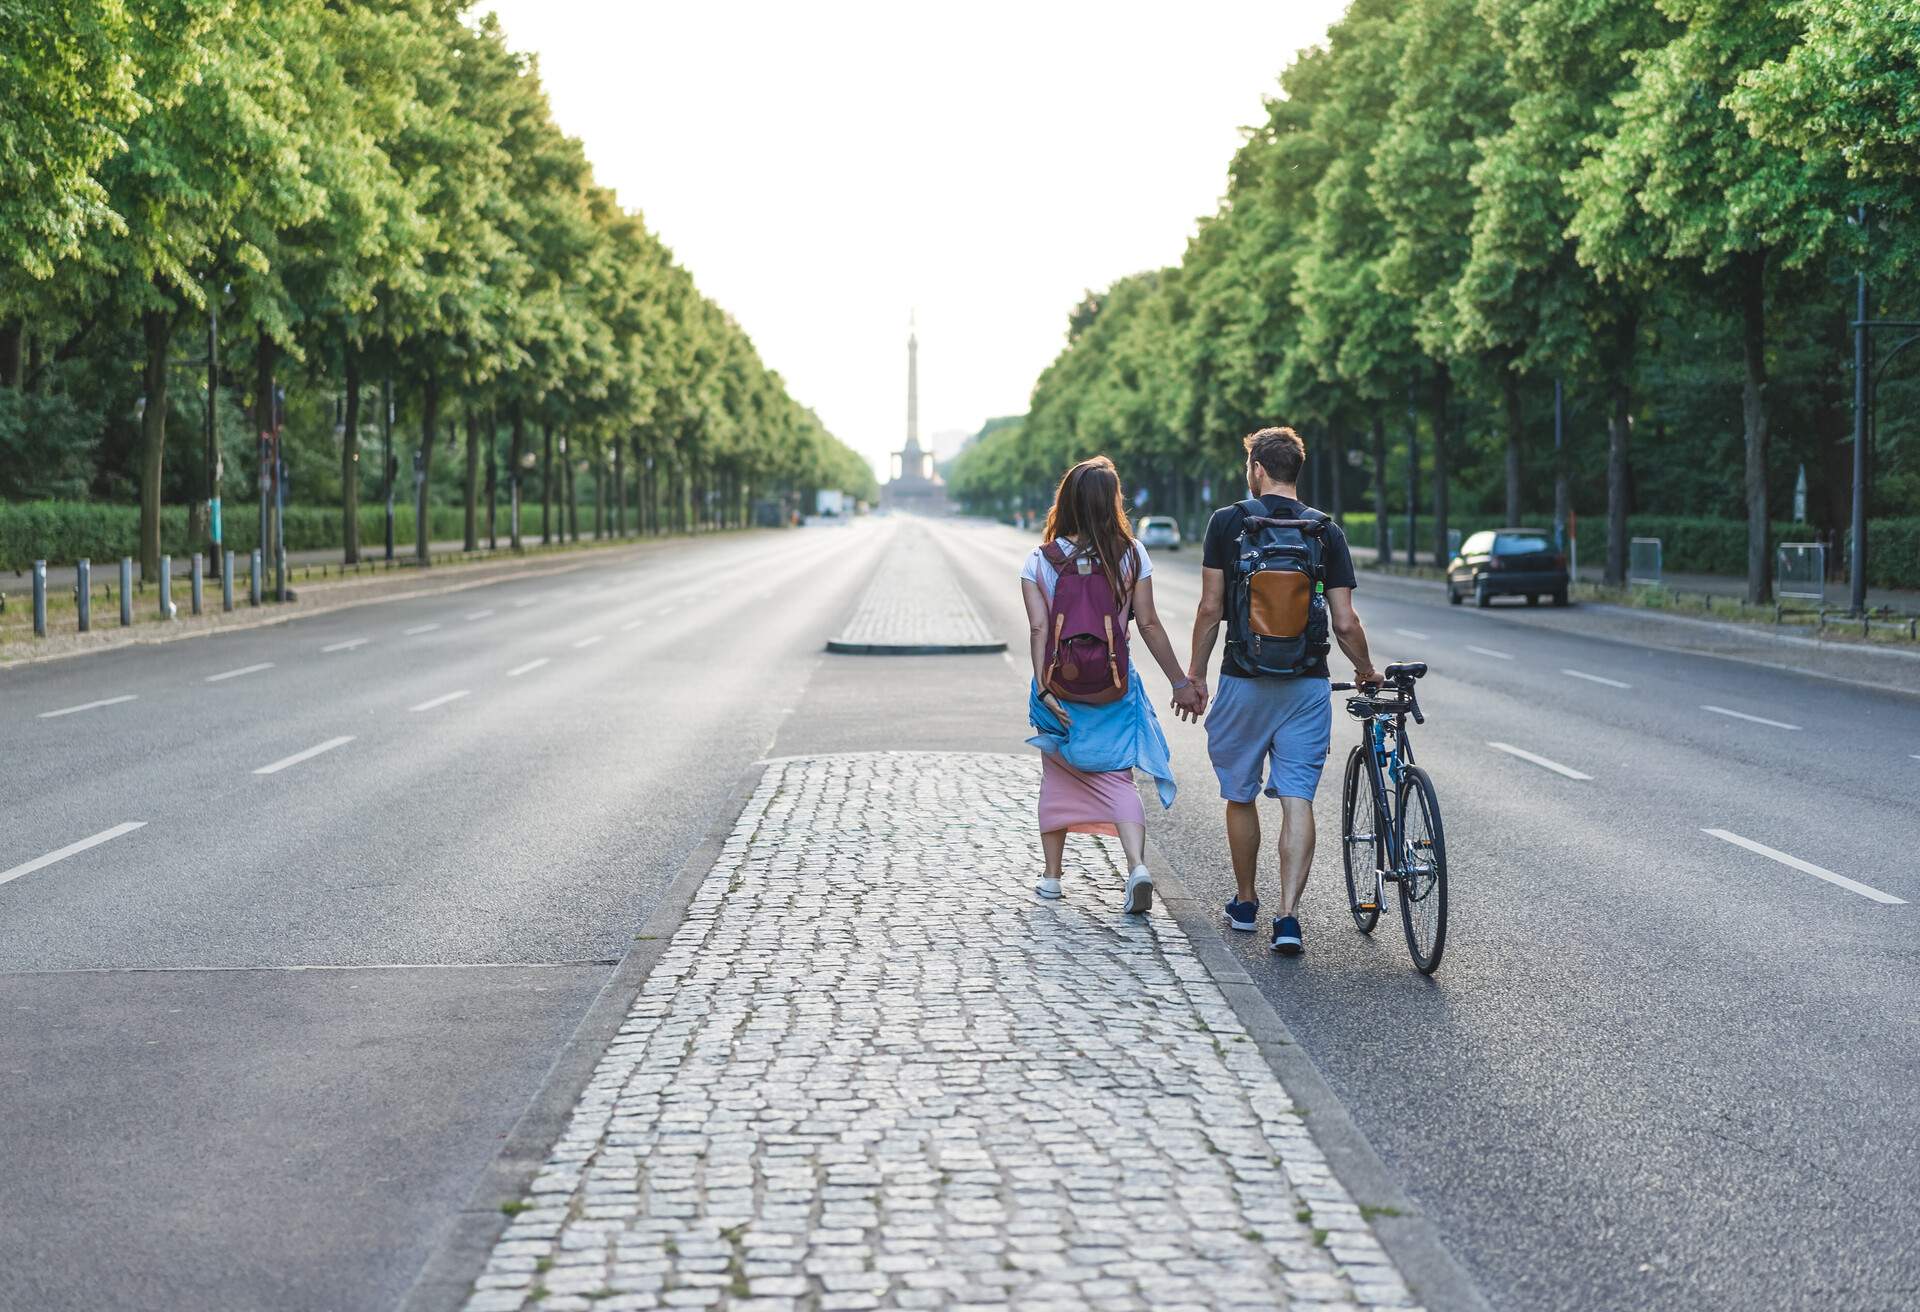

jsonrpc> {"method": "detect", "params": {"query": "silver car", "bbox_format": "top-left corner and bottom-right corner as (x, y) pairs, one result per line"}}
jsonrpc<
(1138, 516), (1182, 551)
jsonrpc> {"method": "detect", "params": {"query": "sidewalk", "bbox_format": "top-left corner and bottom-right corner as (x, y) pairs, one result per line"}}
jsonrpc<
(459, 753), (1417, 1312)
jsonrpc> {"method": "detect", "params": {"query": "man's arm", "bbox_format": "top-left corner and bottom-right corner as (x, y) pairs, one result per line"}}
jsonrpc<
(1324, 587), (1381, 686)
(1188, 566), (1228, 701)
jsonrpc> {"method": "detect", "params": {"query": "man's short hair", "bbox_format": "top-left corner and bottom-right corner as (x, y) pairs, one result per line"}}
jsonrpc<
(1244, 426), (1306, 485)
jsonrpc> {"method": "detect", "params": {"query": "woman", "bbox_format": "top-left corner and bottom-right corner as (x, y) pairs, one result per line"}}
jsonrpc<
(1021, 456), (1203, 912)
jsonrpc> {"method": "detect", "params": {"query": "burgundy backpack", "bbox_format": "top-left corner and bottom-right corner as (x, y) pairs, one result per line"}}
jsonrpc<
(1040, 541), (1131, 705)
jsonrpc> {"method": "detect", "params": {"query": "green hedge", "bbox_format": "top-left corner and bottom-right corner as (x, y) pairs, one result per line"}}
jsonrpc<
(1332, 511), (1919, 589)
(0, 500), (618, 571)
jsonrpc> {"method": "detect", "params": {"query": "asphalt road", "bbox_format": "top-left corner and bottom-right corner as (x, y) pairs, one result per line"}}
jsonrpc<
(0, 527), (875, 1311)
(4, 514), (1916, 1312)
(940, 517), (1920, 1312)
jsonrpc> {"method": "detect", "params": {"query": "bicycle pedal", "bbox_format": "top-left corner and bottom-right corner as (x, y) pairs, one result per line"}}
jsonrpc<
(1356, 901), (1377, 912)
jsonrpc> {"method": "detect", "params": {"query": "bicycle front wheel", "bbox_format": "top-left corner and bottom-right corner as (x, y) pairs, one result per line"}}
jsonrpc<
(1396, 766), (1448, 974)
(1341, 744), (1382, 934)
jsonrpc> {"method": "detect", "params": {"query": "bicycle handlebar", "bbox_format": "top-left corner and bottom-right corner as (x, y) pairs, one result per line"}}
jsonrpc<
(1331, 682), (1425, 724)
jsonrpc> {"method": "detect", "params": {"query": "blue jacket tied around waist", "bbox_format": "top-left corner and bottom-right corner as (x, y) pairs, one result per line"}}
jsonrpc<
(1026, 676), (1176, 810)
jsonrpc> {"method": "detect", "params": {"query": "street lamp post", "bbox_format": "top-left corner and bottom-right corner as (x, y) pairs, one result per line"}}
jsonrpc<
(383, 377), (395, 562)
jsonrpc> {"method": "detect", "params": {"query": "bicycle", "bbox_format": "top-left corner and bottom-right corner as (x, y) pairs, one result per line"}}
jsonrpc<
(1330, 662), (1447, 974)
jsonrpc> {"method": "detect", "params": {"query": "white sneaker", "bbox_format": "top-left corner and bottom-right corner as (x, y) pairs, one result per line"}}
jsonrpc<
(1123, 865), (1153, 914)
(1035, 877), (1062, 900)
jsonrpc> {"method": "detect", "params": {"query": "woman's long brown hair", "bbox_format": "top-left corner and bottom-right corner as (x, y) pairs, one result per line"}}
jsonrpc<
(1041, 455), (1136, 606)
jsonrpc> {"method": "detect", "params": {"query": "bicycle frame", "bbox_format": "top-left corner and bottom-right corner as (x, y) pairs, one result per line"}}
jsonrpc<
(1359, 709), (1415, 883)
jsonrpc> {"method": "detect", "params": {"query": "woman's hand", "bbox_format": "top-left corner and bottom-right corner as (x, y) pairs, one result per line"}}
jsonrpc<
(1041, 691), (1073, 728)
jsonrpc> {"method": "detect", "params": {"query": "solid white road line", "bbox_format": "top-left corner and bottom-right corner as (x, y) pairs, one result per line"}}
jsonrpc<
(507, 658), (549, 677)
(1562, 668), (1631, 689)
(404, 623), (441, 636)
(38, 694), (138, 719)
(573, 635), (604, 649)
(410, 690), (470, 712)
(1701, 704), (1801, 731)
(322, 638), (369, 653)
(620, 619), (645, 632)
(205, 662), (273, 683)
(1394, 627), (1431, 641)
(1466, 645), (1514, 661)
(1, 822), (146, 889)
(465, 609), (495, 621)
(1487, 741), (1592, 780)
(254, 736), (354, 775)
(1704, 829), (1906, 905)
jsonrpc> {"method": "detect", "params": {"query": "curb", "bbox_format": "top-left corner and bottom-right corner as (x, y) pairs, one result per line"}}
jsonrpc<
(823, 638), (1007, 655)
(394, 766), (771, 1312)
(1145, 833), (1494, 1312)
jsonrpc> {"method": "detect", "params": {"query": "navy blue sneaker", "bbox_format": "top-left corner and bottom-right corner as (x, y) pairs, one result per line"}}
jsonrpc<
(1225, 898), (1259, 932)
(1271, 915), (1303, 955)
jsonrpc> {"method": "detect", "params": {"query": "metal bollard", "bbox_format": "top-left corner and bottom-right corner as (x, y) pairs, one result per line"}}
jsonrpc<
(250, 549), (262, 606)
(191, 553), (204, 616)
(77, 558), (91, 631)
(32, 560), (47, 637)
(119, 558), (133, 626)
(159, 554), (176, 620)
(223, 551), (235, 612)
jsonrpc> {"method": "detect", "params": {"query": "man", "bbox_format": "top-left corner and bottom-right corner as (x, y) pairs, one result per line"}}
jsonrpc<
(1185, 426), (1380, 955)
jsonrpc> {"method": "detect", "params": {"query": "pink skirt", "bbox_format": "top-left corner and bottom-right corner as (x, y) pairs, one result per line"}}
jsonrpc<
(1038, 753), (1146, 836)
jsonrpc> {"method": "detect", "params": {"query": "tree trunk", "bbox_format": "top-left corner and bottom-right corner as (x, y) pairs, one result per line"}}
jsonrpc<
(1502, 366), (1523, 526)
(615, 440), (626, 536)
(541, 424), (553, 545)
(566, 445), (579, 542)
(255, 332), (279, 575)
(139, 309), (173, 581)
(342, 346), (362, 564)
(1328, 424), (1344, 520)
(0, 319), (22, 387)
(1431, 367), (1451, 567)
(1739, 249), (1772, 604)
(416, 370), (439, 563)
(594, 455), (606, 540)
(508, 407), (525, 550)
(1371, 409), (1389, 565)
(1604, 316), (1635, 588)
(463, 404), (480, 551)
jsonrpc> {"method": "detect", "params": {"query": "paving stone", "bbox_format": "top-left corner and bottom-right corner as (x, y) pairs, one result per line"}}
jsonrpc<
(460, 753), (1410, 1309)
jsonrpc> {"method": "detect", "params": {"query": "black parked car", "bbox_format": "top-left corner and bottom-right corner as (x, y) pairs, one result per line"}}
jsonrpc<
(1447, 528), (1570, 607)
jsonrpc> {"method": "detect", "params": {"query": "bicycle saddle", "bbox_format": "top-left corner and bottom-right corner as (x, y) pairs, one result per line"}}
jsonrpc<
(1384, 661), (1427, 680)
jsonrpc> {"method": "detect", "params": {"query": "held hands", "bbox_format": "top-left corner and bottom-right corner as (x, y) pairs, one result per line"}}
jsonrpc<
(1170, 676), (1208, 723)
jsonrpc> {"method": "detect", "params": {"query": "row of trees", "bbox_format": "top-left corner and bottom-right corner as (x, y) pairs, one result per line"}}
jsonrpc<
(949, 0), (1919, 600)
(1, 0), (873, 577)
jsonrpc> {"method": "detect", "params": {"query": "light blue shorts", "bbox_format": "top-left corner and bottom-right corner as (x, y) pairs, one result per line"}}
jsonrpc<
(1205, 674), (1333, 802)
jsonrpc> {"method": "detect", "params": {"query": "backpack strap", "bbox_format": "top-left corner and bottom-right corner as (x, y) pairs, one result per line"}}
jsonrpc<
(1039, 541), (1071, 568)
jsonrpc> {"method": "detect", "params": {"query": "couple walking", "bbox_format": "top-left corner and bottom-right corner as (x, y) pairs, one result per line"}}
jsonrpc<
(1020, 426), (1380, 955)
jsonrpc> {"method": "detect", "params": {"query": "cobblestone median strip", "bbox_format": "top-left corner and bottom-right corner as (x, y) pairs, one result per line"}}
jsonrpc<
(826, 527), (1005, 655)
(462, 752), (1417, 1311)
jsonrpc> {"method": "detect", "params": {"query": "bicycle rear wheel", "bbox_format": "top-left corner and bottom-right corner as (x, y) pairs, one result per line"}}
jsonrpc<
(1396, 766), (1448, 974)
(1340, 744), (1382, 934)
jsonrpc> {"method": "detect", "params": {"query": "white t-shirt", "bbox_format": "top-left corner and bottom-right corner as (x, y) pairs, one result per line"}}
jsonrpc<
(1020, 537), (1153, 604)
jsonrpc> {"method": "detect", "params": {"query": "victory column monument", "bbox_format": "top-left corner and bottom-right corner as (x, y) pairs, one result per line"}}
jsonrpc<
(882, 317), (951, 514)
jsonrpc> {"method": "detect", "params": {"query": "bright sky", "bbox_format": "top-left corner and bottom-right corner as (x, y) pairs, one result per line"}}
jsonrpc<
(481, 1), (1348, 481)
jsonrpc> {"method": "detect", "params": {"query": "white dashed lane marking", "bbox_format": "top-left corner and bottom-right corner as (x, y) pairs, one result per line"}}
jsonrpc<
(1702, 704), (1801, 731)
(507, 659), (549, 678)
(322, 638), (369, 653)
(465, 609), (495, 621)
(205, 663), (273, 683)
(1465, 645), (1513, 661)
(1704, 829), (1905, 905)
(573, 635), (604, 649)
(1487, 741), (1592, 780)
(1394, 627), (1430, 641)
(404, 623), (441, 636)
(38, 695), (138, 719)
(620, 620), (645, 632)
(1562, 669), (1630, 689)
(1, 822), (147, 890)
(410, 690), (470, 712)
(254, 736), (355, 776)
